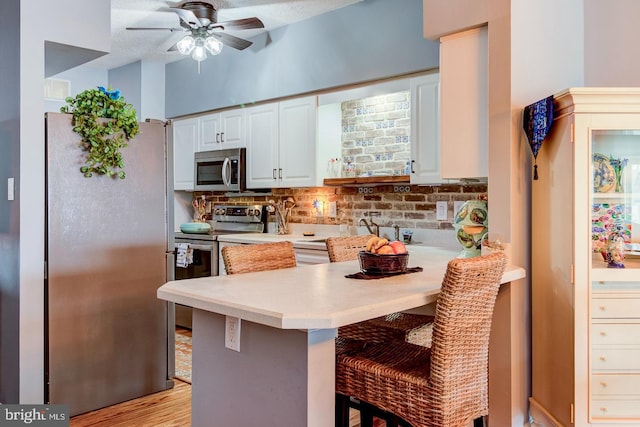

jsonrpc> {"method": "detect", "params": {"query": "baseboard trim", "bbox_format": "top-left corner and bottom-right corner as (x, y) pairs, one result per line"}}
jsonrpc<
(529, 397), (565, 427)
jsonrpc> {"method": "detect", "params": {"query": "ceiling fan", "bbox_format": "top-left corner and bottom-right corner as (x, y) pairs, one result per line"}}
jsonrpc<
(126, 1), (264, 61)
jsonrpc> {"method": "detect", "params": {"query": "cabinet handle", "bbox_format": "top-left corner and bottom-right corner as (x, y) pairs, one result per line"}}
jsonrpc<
(216, 133), (220, 143)
(273, 169), (277, 180)
(221, 132), (225, 143)
(410, 160), (415, 174)
(279, 168), (283, 179)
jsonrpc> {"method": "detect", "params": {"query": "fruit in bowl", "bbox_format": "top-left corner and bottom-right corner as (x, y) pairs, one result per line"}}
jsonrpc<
(359, 237), (409, 274)
(365, 237), (407, 254)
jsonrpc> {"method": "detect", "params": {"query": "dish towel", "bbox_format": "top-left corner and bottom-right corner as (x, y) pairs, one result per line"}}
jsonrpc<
(523, 96), (554, 180)
(176, 243), (193, 268)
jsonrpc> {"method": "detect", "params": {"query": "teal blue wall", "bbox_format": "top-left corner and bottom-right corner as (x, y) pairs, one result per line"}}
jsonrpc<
(110, 61), (143, 121)
(165, 0), (439, 118)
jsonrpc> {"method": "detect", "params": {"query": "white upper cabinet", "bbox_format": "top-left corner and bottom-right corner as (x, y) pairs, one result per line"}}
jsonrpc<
(246, 96), (317, 189)
(439, 26), (488, 180)
(198, 109), (246, 151)
(245, 103), (279, 188)
(410, 72), (443, 184)
(172, 117), (199, 191)
(278, 96), (317, 187)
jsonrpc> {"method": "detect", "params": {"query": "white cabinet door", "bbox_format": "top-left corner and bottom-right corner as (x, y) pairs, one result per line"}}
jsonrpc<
(246, 103), (279, 188)
(279, 96), (317, 187)
(220, 109), (246, 148)
(439, 26), (488, 180)
(172, 117), (198, 191)
(198, 109), (246, 151)
(410, 73), (442, 185)
(199, 113), (220, 151)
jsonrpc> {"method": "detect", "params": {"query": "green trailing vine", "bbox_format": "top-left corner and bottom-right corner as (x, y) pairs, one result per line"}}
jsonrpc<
(60, 86), (140, 179)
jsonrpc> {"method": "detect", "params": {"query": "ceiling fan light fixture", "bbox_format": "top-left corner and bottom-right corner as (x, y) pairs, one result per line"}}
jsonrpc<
(204, 36), (223, 56)
(192, 38), (208, 62)
(176, 35), (196, 55)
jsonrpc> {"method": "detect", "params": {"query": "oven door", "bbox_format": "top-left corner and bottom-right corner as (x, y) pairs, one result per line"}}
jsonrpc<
(174, 241), (218, 328)
(174, 242), (217, 280)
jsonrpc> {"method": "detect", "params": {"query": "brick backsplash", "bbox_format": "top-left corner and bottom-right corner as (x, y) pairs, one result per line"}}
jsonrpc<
(341, 91), (412, 177)
(196, 182), (488, 230)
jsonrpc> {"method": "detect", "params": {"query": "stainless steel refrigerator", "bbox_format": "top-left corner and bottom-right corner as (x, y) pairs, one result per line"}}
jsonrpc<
(44, 112), (175, 416)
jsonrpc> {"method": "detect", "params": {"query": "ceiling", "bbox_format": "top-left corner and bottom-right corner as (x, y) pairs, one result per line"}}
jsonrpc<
(89, 0), (363, 69)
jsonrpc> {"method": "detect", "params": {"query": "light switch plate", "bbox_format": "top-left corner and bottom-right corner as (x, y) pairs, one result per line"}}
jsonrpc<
(7, 178), (14, 201)
(436, 201), (448, 221)
(328, 201), (337, 218)
(454, 201), (465, 216)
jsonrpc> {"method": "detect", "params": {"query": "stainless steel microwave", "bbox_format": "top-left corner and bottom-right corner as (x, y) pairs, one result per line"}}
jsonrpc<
(194, 148), (246, 192)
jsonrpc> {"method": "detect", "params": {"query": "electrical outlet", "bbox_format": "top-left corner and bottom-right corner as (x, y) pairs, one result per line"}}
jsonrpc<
(436, 201), (448, 221)
(328, 201), (337, 218)
(225, 316), (241, 352)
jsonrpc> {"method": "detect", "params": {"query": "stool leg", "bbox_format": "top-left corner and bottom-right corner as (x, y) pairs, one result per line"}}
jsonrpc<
(335, 394), (350, 427)
(359, 401), (375, 427)
(473, 416), (485, 427)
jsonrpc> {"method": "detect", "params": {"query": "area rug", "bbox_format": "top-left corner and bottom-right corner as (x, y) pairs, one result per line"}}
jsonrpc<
(175, 327), (192, 384)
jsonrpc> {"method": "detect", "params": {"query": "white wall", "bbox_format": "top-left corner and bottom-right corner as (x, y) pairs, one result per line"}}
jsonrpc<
(20, 0), (111, 404)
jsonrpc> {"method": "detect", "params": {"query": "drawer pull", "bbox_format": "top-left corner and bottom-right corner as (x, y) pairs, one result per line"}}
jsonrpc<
(600, 407), (608, 413)
(599, 381), (607, 388)
(599, 331), (606, 336)
(599, 305), (606, 311)
(599, 356), (607, 361)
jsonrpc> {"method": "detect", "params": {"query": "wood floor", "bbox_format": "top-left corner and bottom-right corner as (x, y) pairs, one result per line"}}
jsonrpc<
(69, 379), (191, 427)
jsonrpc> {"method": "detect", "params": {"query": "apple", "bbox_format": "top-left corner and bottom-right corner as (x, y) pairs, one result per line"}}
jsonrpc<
(389, 241), (407, 254)
(377, 245), (394, 255)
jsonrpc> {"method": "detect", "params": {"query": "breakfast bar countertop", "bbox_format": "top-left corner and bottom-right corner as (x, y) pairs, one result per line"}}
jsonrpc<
(157, 246), (526, 330)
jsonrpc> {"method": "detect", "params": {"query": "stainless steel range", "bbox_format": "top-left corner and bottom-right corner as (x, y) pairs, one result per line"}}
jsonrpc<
(174, 204), (266, 327)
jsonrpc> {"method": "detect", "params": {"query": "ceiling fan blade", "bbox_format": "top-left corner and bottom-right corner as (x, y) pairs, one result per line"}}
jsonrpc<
(126, 27), (185, 32)
(214, 32), (253, 51)
(169, 7), (202, 28)
(212, 17), (264, 31)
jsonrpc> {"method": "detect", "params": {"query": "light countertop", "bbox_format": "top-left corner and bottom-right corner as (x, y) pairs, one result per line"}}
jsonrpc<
(158, 246), (526, 330)
(216, 232), (331, 250)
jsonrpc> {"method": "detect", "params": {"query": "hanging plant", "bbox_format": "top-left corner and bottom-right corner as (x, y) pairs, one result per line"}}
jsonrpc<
(60, 86), (140, 179)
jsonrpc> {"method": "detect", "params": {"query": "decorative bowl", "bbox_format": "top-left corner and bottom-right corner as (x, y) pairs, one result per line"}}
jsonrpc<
(180, 222), (211, 234)
(358, 251), (409, 275)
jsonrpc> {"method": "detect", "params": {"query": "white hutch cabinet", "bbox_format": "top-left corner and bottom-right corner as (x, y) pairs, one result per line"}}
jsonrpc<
(531, 88), (640, 426)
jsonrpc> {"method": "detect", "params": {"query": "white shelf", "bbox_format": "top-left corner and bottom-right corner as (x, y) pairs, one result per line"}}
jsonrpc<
(592, 192), (638, 199)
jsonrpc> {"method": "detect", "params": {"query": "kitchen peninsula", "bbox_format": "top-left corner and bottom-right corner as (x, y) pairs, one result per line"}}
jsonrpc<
(157, 246), (525, 427)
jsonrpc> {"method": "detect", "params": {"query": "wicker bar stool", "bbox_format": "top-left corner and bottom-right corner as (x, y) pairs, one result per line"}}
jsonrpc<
(326, 235), (435, 348)
(221, 241), (296, 275)
(335, 252), (508, 427)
